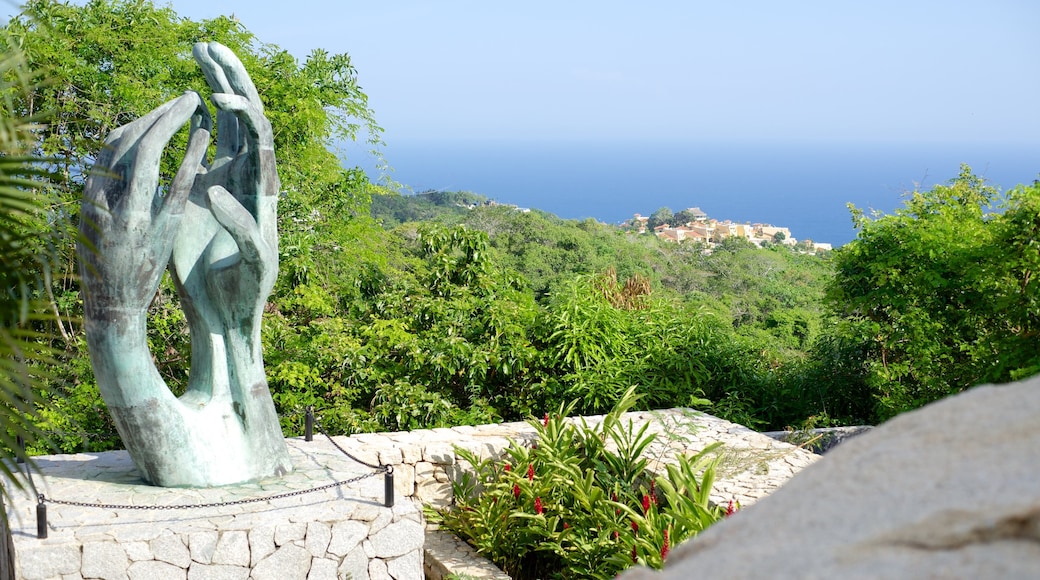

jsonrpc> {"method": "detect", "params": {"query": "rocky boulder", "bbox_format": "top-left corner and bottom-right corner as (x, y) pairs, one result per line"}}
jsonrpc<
(622, 377), (1040, 579)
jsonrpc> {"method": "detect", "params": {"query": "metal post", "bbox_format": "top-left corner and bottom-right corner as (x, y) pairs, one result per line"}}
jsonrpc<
(36, 499), (47, 539)
(384, 466), (394, 508)
(305, 407), (314, 442)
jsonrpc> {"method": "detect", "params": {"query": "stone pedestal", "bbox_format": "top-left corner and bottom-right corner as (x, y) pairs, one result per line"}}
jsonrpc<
(3, 438), (423, 580)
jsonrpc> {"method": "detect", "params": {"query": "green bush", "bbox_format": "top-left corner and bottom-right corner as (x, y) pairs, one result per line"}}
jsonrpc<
(432, 388), (727, 579)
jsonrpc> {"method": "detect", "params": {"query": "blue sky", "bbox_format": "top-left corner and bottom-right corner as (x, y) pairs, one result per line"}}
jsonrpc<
(118, 0), (1040, 147)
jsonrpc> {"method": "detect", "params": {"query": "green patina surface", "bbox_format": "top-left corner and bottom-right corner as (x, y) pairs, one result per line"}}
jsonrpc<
(77, 42), (292, 487)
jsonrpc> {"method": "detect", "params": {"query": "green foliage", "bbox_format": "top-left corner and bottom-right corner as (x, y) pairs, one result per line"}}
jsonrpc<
(827, 165), (1040, 420)
(0, 39), (70, 503)
(647, 206), (674, 230)
(370, 189), (488, 226)
(433, 388), (725, 580)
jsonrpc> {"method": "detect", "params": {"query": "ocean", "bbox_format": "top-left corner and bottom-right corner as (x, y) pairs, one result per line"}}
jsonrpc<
(352, 139), (1040, 247)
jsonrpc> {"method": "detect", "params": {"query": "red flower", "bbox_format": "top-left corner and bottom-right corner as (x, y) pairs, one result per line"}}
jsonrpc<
(504, 463), (511, 472)
(513, 484), (521, 499)
(543, 412), (550, 426)
(631, 545), (638, 563)
(563, 522), (570, 529)
(535, 497), (544, 514)
(661, 529), (670, 560)
(726, 500), (737, 517)
(642, 494), (651, 514)
(613, 530), (620, 540)
(650, 481), (658, 505)
(631, 520), (639, 532)
(527, 464), (535, 481)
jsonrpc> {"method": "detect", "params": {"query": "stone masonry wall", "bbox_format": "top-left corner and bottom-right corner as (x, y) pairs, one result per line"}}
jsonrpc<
(5, 438), (424, 580)
(5, 408), (817, 579)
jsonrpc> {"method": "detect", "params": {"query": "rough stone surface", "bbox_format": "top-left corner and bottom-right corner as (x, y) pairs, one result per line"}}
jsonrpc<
(621, 379), (1040, 579)
(185, 563), (249, 580)
(306, 558), (339, 580)
(251, 544), (310, 580)
(187, 531), (217, 565)
(14, 543), (80, 580)
(210, 531), (249, 567)
(386, 549), (423, 580)
(369, 520), (423, 559)
(304, 522), (332, 558)
(81, 541), (129, 580)
(127, 561), (187, 580)
(152, 534), (191, 568)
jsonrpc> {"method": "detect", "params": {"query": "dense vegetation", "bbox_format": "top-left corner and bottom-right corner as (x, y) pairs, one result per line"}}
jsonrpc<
(3, 0), (1040, 464)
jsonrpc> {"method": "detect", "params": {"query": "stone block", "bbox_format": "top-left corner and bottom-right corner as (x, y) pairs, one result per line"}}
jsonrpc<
(307, 558), (339, 580)
(399, 443), (422, 464)
(327, 520), (368, 557)
(16, 543), (81, 580)
(127, 560), (187, 580)
(369, 520), (424, 559)
(185, 563), (249, 580)
(274, 522), (306, 546)
(186, 530), (217, 565)
(391, 463), (415, 497)
(367, 509), (393, 536)
(378, 447), (403, 465)
(304, 521), (332, 557)
(339, 546), (369, 580)
(415, 479), (452, 508)
(368, 558), (390, 580)
(150, 536), (191, 569)
(81, 541), (130, 580)
(247, 526), (275, 567)
(124, 541), (152, 562)
(211, 531), (249, 567)
(386, 549), (423, 580)
(251, 544), (310, 580)
(422, 443), (455, 465)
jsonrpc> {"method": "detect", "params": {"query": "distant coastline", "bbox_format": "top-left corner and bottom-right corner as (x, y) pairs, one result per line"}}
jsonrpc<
(355, 139), (1040, 247)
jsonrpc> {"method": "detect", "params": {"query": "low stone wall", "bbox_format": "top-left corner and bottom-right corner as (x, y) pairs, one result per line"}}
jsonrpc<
(4, 438), (423, 580)
(332, 408), (819, 579)
(6, 409), (817, 579)
(336, 408), (820, 510)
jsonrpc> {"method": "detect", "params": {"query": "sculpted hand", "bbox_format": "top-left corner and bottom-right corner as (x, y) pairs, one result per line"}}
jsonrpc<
(172, 42), (279, 343)
(78, 43), (292, 486)
(80, 92), (210, 313)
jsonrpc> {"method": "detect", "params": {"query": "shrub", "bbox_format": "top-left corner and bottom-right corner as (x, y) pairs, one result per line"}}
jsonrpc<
(432, 387), (726, 579)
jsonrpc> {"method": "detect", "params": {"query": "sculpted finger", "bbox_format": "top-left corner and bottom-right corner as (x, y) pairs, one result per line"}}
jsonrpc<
(124, 92), (208, 216)
(152, 120), (211, 241)
(206, 185), (266, 269)
(193, 42), (241, 158)
(211, 93), (273, 151)
(206, 42), (262, 110)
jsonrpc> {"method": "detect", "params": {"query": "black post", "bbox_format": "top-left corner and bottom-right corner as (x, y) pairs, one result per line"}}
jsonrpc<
(384, 466), (394, 508)
(36, 499), (47, 539)
(15, 436), (23, 464)
(305, 406), (314, 442)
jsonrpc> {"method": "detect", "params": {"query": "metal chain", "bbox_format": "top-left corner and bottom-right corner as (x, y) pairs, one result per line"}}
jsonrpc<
(310, 410), (388, 472)
(39, 469), (381, 511)
(33, 409), (391, 512)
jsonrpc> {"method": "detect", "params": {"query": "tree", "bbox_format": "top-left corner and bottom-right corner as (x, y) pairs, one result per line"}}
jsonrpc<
(0, 0), (384, 451)
(2, 0), (382, 289)
(0, 43), (66, 579)
(647, 206), (674, 230)
(673, 208), (699, 226)
(826, 165), (1040, 419)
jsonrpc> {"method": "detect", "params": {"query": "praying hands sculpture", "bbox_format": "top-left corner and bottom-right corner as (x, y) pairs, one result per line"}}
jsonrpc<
(78, 42), (293, 487)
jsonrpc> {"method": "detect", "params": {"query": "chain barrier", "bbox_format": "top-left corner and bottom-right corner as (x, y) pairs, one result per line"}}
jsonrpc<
(23, 407), (394, 539)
